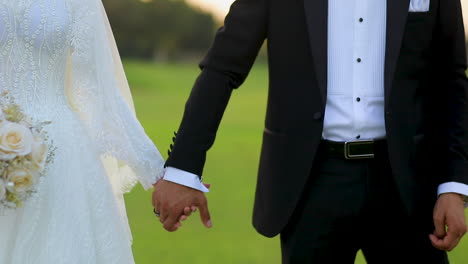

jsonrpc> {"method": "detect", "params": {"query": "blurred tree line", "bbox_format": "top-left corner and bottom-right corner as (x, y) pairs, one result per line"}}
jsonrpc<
(103, 0), (268, 63)
(103, 0), (216, 61)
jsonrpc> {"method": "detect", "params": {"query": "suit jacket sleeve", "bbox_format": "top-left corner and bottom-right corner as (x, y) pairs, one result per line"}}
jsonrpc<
(164, 0), (268, 177)
(435, 0), (468, 184)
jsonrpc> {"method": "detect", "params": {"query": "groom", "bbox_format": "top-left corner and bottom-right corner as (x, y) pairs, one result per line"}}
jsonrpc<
(153, 0), (468, 262)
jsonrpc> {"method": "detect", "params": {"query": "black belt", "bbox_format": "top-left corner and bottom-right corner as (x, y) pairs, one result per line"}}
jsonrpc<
(320, 139), (387, 160)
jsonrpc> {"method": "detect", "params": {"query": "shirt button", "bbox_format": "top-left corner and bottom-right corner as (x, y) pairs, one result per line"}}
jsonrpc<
(359, 18), (364, 23)
(357, 58), (362, 63)
(356, 97), (361, 102)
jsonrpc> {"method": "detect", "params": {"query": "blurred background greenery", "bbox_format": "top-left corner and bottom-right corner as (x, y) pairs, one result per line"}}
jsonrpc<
(102, 0), (468, 263)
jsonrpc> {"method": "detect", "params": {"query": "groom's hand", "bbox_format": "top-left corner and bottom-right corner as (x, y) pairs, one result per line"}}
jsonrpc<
(152, 179), (212, 232)
(430, 193), (467, 251)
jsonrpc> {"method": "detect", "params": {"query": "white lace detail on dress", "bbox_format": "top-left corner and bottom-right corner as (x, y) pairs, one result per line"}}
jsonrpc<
(0, 0), (163, 192)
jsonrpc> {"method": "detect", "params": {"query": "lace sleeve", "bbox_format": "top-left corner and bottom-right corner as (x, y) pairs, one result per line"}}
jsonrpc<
(65, 0), (164, 192)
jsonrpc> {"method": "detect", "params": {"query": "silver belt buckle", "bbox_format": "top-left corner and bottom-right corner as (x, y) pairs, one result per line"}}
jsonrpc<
(344, 140), (375, 160)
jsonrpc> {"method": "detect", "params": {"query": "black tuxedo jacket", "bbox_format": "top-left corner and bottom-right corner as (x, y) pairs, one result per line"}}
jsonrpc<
(165, 0), (468, 237)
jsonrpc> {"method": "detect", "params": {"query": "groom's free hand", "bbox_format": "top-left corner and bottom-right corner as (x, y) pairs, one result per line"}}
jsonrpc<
(152, 179), (212, 232)
(430, 193), (467, 251)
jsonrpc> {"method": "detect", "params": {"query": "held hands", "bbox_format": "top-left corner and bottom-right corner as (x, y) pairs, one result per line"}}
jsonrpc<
(430, 193), (467, 251)
(152, 179), (212, 232)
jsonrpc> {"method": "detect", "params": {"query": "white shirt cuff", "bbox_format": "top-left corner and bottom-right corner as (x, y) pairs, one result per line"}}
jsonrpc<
(163, 167), (210, 193)
(438, 182), (468, 197)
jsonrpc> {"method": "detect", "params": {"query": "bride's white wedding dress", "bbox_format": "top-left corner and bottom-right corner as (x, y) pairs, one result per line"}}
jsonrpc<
(0, 0), (164, 263)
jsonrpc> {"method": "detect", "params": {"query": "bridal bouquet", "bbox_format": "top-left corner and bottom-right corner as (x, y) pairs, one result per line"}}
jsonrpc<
(0, 92), (54, 210)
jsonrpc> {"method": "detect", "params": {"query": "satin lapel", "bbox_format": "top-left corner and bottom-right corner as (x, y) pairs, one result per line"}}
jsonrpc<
(303, 0), (328, 105)
(385, 0), (411, 106)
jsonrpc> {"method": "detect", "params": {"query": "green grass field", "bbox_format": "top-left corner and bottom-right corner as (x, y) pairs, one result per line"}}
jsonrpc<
(123, 60), (468, 264)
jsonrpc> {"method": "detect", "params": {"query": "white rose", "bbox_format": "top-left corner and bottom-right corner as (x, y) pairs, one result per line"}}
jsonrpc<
(0, 122), (34, 160)
(30, 138), (48, 170)
(7, 168), (35, 193)
(0, 179), (6, 201)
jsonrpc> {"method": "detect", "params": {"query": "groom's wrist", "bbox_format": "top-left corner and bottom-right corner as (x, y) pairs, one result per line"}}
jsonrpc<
(163, 167), (209, 193)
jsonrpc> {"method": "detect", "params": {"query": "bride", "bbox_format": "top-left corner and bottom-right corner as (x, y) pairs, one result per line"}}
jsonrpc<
(0, 0), (172, 263)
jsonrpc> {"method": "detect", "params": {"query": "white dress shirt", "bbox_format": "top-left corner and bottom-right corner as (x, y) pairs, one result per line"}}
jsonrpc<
(323, 0), (387, 141)
(162, 0), (468, 198)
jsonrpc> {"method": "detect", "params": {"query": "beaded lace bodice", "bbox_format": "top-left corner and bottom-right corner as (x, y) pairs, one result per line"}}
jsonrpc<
(0, 0), (71, 112)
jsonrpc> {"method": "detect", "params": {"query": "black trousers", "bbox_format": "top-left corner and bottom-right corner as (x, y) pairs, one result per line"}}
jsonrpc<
(280, 146), (449, 264)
